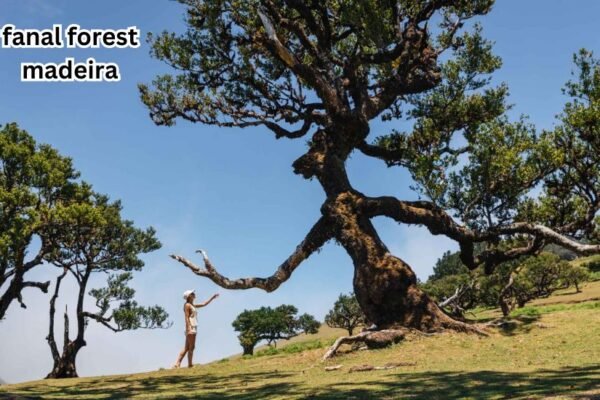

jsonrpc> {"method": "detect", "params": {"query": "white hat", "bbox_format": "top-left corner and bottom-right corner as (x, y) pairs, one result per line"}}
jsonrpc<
(183, 289), (195, 300)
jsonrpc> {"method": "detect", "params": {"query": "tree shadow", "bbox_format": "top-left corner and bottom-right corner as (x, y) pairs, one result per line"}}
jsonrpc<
(321, 364), (600, 400)
(465, 314), (541, 337)
(1, 370), (296, 400)
(494, 314), (541, 336)
(1, 364), (598, 399)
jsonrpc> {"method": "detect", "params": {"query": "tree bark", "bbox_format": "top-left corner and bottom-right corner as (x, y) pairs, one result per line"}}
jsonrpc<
(46, 305), (84, 379)
(242, 344), (254, 356)
(46, 344), (81, 378)
(46, 268), (90, 379)
(0, 267), (49, 320)
(0, 242), (51, 320)
(0, 275), (25, 319)
(323, 191), (479, 333)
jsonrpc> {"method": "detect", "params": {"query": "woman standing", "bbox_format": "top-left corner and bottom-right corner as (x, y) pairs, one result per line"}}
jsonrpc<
(173, 289), (219, 368)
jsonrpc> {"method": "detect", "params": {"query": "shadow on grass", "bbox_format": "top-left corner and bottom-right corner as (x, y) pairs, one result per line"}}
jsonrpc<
(468, 314), (541, 337)
(2, 364), (599, 399)
(0, 371), (296, 400)
(496, 314), (541, 337)
(320, 364), (600, 400)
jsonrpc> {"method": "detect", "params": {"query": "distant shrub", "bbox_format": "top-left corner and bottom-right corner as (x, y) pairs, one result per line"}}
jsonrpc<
(254, 338), (335, 357)
(255, 346), (280, 357)
(584, 259), (600, 273)
(511, 307), (541, 317)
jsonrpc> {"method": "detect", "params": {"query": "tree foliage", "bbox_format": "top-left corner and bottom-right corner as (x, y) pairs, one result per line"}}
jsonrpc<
(89, 273), (170, 332)
(324, 293), (365, 335)
(429, 251), (470, 281)
(0, 123), (80, 319)
(232, 304), (319, 355)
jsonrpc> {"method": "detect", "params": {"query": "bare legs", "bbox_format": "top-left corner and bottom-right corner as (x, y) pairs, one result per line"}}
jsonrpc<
(173, 333), (196, 368)
(186, 333), (195, 367)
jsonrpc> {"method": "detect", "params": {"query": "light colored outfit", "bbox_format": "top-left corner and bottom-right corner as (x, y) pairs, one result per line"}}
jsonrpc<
(186, 305), (198, 335)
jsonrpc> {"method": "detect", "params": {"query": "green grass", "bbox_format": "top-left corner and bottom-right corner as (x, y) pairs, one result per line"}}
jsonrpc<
(511, 300), (600, 317)
(571, 254), (600, 270)
(571, 255), (600, 282)
(2, 282), (600, 399)
(255, 338), (336, 357)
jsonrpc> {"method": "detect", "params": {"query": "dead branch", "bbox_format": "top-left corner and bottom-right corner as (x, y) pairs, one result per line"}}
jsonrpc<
(170, 217), (334, 292)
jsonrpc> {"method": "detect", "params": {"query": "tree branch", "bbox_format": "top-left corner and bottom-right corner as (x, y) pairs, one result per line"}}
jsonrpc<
(47, 269), (68, 362)
(357, 141), (407, 166)
(256, 8), (345, 114)
(82, 311), (122, 332)
(363, 196), (600, 269)
(23, 280), (51, 293)
(170, 217), (334, 292)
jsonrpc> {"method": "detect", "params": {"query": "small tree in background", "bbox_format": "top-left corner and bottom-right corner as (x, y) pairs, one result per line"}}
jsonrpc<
(0, 123), (79, 320)
(510, 254), (571, 305)
(325, 293), (365, 335)
(296, 312), (321, 335)
(232, 305), (319, 356)
(45, 188), (170, 379)
(561, 265), (591, 292)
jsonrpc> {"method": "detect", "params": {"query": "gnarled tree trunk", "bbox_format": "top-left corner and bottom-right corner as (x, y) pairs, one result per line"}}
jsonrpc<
(47, 344), (82, 379)
(323, 191), (472, 332)
(242, 344), (254, 356)
(300, 128), (476, 333)
(46, 305), (85, 379)
(46, 269), (89, 379)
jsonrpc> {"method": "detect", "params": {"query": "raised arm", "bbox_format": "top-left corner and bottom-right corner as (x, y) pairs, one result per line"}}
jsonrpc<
(194, 293), (219, 308)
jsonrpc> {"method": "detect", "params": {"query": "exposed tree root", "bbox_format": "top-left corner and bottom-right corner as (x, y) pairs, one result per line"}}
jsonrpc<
(322, 329), (406, 360)
(348, 362), (416, 372)
(439, 316), (489, 336)
(323, 316), (488, 361)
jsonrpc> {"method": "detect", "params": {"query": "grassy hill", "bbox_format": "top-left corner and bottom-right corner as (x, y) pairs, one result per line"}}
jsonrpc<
(2, 282), (599, 399)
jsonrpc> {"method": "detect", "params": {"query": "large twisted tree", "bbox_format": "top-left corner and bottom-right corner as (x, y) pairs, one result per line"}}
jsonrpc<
(141, 0), (600, 332)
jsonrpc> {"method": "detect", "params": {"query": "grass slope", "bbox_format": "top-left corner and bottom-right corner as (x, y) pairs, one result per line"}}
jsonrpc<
(2, 281), (600, 399)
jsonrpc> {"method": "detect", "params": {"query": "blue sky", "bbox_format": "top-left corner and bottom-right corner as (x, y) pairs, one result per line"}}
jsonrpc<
(0, 0), (599, 384)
